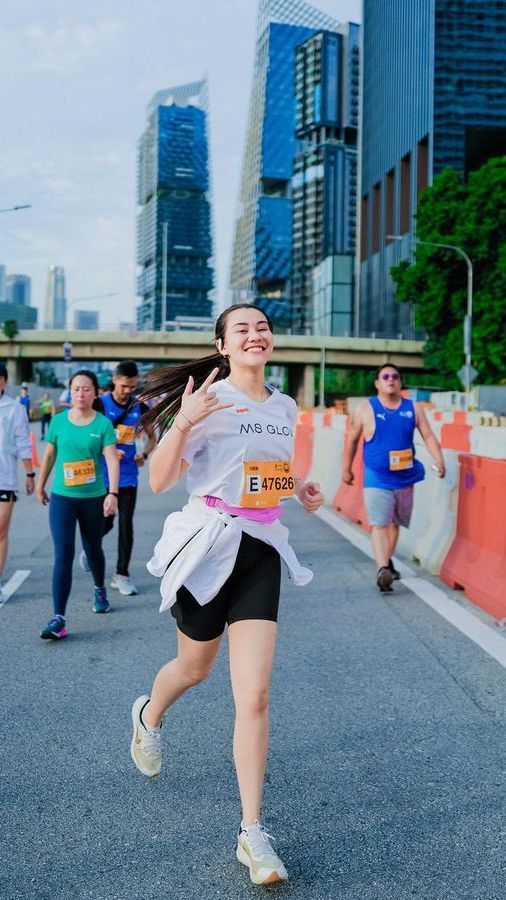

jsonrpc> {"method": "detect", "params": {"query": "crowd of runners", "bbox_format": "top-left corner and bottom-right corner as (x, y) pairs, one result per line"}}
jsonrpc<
(1, 302), (446, 887)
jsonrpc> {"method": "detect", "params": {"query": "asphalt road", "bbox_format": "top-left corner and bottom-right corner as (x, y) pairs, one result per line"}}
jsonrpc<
(2, 449), (506, 900)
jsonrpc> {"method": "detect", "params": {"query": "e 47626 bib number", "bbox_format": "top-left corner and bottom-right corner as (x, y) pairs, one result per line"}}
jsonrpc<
(241, 460), (296, 508)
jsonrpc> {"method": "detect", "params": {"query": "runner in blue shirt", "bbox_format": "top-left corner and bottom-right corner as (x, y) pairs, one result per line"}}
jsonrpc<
(342, 364), (445, 593)
(79, 360), (155, 595)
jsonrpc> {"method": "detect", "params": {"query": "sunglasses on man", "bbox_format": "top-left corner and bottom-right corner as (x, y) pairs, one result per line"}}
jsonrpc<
(380, 372), (400, 381)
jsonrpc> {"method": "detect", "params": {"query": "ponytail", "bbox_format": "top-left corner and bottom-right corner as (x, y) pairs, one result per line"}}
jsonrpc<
(139, 352), (230, 439)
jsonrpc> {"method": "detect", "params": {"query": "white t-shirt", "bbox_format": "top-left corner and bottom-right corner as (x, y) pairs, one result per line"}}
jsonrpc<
(182, 378), (297, 507)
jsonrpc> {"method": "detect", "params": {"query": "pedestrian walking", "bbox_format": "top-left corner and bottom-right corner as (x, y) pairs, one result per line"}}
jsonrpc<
(36, 392), (55, 439)
(130, 303), (323, 886)
(80, 360), (155, 595)
(35, 369), (119, 639)
(0, 363), (35, 596)
(16, 383), (31, 420)
(342, 364), (445, 592)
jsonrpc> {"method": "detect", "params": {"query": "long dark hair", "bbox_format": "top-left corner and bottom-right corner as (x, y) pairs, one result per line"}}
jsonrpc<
(139, 304), (273, 438)
(69, 368), (104, 413)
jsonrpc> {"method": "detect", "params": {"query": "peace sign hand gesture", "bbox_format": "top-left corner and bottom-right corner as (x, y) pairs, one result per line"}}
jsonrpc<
(177, 367), (234, 431)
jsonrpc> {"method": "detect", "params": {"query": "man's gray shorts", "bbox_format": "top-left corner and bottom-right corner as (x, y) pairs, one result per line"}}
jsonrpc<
(363, 485), (414, 528)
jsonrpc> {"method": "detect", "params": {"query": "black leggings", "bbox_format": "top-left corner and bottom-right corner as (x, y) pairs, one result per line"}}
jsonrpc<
(102, 485), (137, 576)
(49, 493), (106, 616)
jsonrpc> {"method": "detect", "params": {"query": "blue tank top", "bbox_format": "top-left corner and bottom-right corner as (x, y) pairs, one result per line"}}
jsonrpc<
(101, 393), (147, 488)
(363, 396), (425, 489)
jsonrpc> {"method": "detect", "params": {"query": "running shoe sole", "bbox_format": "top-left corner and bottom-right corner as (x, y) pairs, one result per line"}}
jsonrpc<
(236, 844), (288, 885)
(130, 695), (160, 778)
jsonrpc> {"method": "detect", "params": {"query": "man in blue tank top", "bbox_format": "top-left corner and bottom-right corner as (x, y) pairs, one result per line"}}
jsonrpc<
(80, 360), (155, 595)
(342, 364), (445, 593)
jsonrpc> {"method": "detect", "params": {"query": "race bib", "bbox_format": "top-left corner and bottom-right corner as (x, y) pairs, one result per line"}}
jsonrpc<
(389, 449), (414, 471)
(63, 459), (96, 487)
(240, 460), (296, 508)
(115, 424), (136, 445)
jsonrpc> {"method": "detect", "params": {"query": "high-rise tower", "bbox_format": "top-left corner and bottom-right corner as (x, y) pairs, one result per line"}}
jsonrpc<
(359, 0), (506, 338)
(229, 0), (339, 326)
(44, 266), (66, 329)
(136, 78), (214, 331)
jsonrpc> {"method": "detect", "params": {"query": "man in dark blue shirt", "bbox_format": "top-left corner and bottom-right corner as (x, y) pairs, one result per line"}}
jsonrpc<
(80, 360), (154, 594)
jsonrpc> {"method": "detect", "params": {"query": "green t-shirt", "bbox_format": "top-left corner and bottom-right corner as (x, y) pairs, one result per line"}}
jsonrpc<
(46, 410), (117, 498)
(40, 399), (53, 415)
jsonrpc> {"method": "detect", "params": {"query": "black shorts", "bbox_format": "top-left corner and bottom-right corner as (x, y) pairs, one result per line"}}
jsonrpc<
(171, 532), (281, 642)
(0, 490), (17, 503)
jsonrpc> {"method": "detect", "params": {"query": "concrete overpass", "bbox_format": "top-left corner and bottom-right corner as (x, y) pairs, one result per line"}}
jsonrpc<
(1, 329), (426, 406)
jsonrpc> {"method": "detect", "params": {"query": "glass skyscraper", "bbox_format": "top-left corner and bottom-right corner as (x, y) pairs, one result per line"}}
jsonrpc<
(44, 266), (66, 329)
(136, 79), (214, 331)
(360, 0), (506, 338)
(292, 24), (359, 334)
(229, 0), (340, 325)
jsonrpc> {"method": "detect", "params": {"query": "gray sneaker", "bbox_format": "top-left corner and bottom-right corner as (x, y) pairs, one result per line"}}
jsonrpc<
(130, 695), (162, 777)
(111, 573), (138, 595)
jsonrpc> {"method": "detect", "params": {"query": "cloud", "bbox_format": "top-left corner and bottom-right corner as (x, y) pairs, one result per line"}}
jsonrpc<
(0, 17), (123, 74)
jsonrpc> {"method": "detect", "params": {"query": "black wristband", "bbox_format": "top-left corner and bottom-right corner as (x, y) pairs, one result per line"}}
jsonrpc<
(107, 491), (119, 497)
(142, 452), (148, 460)
(26, 473), (35, 478)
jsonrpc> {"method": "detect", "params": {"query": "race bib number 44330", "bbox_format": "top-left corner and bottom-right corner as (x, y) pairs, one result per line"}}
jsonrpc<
(63, 459), (96, 487)
(240, 460), (295, 508)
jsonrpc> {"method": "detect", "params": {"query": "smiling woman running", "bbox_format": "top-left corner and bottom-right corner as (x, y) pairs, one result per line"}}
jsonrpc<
(36, 370), (119, 638)
(130, 304), (324, 886)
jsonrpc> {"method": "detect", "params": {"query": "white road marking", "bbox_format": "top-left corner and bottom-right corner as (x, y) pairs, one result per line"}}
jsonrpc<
(0, 570), (31, 608)
(316, 507), (506, 671)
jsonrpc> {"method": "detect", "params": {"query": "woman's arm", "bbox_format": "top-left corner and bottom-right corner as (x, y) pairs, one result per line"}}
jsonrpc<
(35, 443), (56, 505)
(103, 444), (120, 517)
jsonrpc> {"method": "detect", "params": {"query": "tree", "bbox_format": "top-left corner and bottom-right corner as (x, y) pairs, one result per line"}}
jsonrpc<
(3, 319), (18, 339)
(391, 157), (506, 385)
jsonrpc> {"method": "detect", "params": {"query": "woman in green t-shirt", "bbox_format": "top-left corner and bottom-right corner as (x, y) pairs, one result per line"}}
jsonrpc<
(36, 370), (120, 639)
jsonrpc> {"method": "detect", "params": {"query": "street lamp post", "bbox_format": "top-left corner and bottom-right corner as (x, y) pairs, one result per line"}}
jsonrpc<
(66, 293), (119, 329)
(0, 204), (31, 213)
(161, 222), (168, 332)
(388, 235), (474, 408)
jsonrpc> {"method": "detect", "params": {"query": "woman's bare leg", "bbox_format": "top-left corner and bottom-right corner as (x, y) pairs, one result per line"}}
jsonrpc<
(228, 620), (277, 826)
(143, 628), (222, 727)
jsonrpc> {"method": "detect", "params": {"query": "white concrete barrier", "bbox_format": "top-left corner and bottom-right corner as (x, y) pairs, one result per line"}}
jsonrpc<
(396, 441), (460, 574)
(307, 413), (346, 504)
(470, 427), (506, 460)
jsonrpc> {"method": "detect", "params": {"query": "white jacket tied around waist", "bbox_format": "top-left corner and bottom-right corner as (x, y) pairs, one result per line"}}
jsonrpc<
(0, 394), (32, 491)
(147, 496), (313, 613)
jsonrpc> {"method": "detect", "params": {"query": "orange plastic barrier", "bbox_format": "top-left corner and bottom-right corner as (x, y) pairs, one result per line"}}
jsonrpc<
(332, 431), (370, 531)
(293, 412), (314, 481)
(29, 432), (40, 468)
(440, 411), (471, 451)
(440, 454), (506, 619)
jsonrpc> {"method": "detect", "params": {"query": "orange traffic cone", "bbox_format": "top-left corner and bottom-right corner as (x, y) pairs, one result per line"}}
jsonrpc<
(29, 432), (40, 468)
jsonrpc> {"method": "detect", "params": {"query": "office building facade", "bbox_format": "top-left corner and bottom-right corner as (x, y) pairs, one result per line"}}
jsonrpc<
(5, 274), (31, 306)
(292, 24), (359, 334)
(360, 0), (506, 338)
(229, 0), (340, 325)
(74, 310), (99, 331)
(136, 79), (214, 331)
(44, 266), (67, 329)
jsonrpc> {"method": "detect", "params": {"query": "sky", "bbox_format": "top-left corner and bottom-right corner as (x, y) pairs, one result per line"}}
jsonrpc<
(0, 0), (362, 329)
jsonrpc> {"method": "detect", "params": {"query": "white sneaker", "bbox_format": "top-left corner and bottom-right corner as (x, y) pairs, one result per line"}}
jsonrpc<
(130, 695), (162, 777)
(111, 573), (138, 595)
(236, 821), (288, 885)
(79, 550), (90, 573)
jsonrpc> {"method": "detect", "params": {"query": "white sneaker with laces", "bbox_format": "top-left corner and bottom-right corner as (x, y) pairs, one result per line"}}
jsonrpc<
(236, 820), (288, 885)
(130, 695), (162, 777)
(111, 573), (138, 595)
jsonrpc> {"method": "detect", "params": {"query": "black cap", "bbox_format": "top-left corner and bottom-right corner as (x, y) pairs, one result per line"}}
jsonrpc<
(0, 363), (7, 380)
